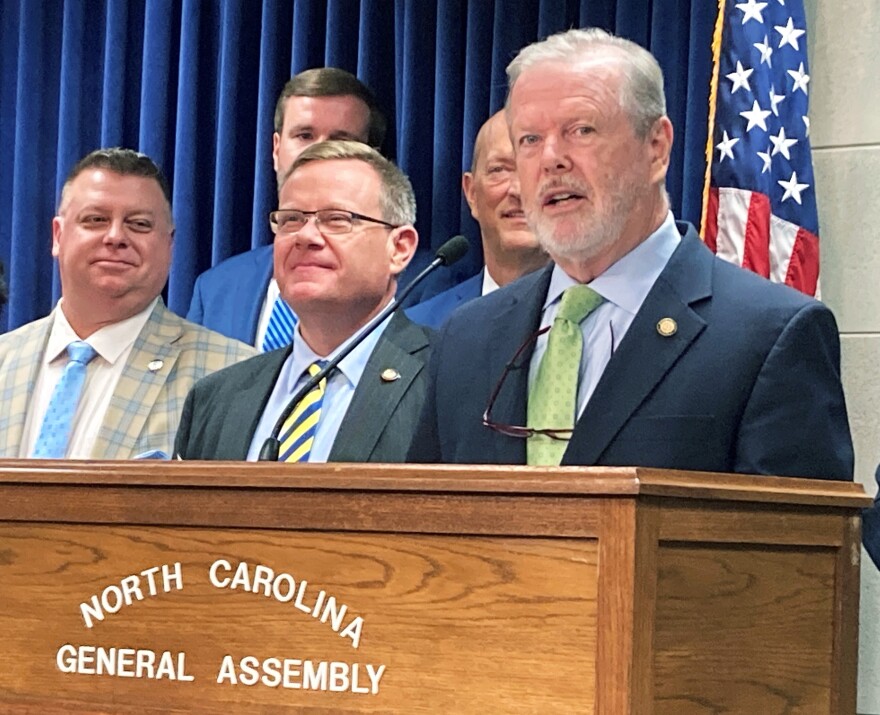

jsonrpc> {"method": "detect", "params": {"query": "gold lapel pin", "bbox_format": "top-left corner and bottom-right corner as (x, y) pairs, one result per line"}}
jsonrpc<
(656, 318), (677, 337)
(380, 368), (401, 382)
(147, 359), (164, 372)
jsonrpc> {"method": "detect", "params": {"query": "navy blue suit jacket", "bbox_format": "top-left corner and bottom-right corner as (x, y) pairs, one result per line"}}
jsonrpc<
(863, 466), (880, 568)
(186, 245), (274, 346)
(406, 272), (482, 329)
(408, 222), (853, 480)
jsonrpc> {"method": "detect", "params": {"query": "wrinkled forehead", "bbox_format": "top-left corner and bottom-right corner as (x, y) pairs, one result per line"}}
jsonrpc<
(476, 114), (516, 166)
(59, 168), (173, 223)
(508, 54), (627, 117)
(280, 94), (371, 137)
(281, 158), (382, 206)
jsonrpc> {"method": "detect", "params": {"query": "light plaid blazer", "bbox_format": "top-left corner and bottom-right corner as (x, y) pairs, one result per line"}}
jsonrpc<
(0, 300), (256, 459)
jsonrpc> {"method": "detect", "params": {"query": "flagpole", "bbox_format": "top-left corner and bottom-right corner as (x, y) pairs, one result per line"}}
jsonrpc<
(700, 0), (727, 239)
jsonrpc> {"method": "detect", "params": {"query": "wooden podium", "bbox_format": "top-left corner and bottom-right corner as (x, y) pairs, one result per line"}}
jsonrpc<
(0, 460), (869, 714)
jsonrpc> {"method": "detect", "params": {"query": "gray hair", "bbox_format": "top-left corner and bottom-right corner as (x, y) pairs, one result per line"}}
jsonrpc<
(506, 28), (666, 138)
(283, 140), (416, 226)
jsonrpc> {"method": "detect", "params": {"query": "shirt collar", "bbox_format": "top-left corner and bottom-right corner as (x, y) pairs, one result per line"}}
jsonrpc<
(45, 297), (158, 365)
(480, 268), (499, 296)
(544, 211), (680, 314)
(286, 301), (394, 392)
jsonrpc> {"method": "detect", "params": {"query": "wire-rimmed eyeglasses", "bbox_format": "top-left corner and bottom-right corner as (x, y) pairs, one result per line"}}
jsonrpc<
(269, 209), (399, 236)
(481, 319), (617, 441)
(481, 324), (574, 442)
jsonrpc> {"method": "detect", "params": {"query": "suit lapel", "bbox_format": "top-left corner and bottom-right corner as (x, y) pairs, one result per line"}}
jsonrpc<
(329, 314), (429, 461)
(225, 350), (289, 459)
(93, 302), (183, 459)
(483, 267), (553, 464)
(0, 317), (52, 456)
(244, 245), (275, 345)
(562, 229), (713, 466)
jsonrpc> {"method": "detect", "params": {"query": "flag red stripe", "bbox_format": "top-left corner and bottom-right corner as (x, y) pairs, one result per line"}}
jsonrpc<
(704, 187), (719, 252)
(741, 192), (771, 278)
(785, 227), (819, 295)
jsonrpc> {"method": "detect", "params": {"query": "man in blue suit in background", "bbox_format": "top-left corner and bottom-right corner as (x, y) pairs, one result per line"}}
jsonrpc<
(409, 28), (853, 480)
(186, 68), (386, 349)
(407, 111), (548, 329)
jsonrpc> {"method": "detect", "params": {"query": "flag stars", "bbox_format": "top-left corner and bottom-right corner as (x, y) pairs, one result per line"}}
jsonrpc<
(716, 130), (740, 162)
(740, 100), (772, 132)
(803, 115), (811, 136)
(768, 86), (785, 116)
(736, 0), (768, 24)
(770, 127), (798, 159)
(788, 62), (810, 94)
(778, 171), (809, 204)
(775, 17), (806, 50)
(757, 149), (772, 174)
(754, 35), (773, 66)
(726, 61), (754, 94)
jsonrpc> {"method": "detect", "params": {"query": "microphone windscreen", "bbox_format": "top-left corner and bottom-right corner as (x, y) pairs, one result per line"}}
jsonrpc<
(434, 235), (470, 266)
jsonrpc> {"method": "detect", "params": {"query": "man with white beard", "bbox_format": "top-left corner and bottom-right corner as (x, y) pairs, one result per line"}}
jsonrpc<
(407, 28), (852, 481)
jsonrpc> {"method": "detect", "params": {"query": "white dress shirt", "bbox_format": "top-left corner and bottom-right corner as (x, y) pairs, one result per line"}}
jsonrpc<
(21, 298), (158, 458)
(528, 212), (681, 417)
(480, 268), (500, 297)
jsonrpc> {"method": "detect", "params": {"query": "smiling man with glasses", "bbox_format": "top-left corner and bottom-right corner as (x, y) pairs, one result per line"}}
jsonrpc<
(174, 141), (433, 463)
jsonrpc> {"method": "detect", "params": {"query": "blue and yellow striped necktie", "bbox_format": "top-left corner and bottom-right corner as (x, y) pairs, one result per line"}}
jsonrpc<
(278, 361), (328, 462)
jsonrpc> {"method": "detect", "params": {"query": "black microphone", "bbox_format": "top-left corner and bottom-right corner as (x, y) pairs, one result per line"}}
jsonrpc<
(257, 235), (470, 461)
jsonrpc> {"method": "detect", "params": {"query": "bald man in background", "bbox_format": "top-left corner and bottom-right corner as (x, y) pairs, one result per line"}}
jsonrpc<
(407, 111), (547, 328)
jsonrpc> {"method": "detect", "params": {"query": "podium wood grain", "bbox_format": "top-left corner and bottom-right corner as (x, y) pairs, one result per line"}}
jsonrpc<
(0, 461), (869, 714)
(0, 525), (599, 713)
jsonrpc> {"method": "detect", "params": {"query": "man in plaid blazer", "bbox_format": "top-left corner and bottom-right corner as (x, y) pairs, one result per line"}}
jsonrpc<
(0, 148), (255, 460)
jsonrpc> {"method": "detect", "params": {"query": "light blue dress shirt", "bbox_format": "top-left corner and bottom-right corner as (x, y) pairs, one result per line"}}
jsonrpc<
(246, 312), (392, 461)
(528, 212), (681, 418)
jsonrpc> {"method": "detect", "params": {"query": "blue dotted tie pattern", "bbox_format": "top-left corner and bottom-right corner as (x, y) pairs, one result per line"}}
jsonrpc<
(33, 341), (98, 459)
(261, 296), (298, 352)
(527, 285), (605, 466)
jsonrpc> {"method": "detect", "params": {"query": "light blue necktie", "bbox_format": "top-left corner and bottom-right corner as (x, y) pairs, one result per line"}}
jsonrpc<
(33, 341), (98, 458)
(261, 296), (298, 352)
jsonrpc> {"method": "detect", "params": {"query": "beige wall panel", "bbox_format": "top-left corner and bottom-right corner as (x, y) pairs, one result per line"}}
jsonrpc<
(840, 334), (880, 491)
(841, 333), (880, 714)
(813, 147), (880, 332)
(807, 0), (880, 148)
(860, 551), (880, 715)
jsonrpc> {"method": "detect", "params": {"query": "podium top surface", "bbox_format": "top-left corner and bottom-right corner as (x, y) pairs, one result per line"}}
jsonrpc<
(0, 459), (869, 508)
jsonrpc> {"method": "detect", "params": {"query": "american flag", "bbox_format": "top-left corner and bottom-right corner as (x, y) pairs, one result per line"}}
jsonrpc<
(702, 0), (819, 296)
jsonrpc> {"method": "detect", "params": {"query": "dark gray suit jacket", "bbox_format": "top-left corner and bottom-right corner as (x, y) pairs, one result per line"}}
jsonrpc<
(174, 312), (432, 461)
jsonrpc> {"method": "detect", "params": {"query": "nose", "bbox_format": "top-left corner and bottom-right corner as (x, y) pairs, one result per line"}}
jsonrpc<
(292, 215), (326, 250)
(507, 172), (522, 202)
(540, 135), (572, 175)
(103, 219), (129, 246)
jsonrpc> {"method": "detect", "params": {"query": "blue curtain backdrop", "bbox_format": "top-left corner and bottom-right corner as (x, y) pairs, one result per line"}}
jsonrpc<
(0, 0), (714, 332)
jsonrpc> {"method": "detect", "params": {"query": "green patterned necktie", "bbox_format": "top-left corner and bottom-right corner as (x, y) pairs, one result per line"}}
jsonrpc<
(527, 284), (605, 466)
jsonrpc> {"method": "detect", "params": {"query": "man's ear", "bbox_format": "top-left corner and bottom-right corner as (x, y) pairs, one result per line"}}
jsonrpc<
(272, 132), (281, 174)
(462, 172), (478, 221)
(51, 216), (63, 258)
(388, 226), (418, 276)
(647, 116), (674, 186)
